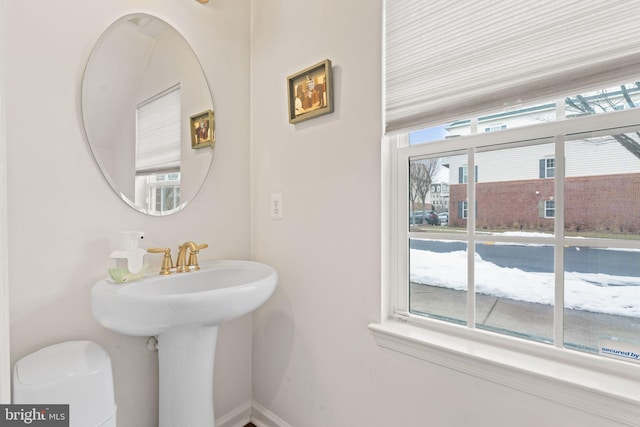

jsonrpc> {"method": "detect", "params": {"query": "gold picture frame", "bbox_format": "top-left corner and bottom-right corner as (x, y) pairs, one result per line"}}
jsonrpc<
(190, 109), (215, 149)
(287, 59), (334, 124)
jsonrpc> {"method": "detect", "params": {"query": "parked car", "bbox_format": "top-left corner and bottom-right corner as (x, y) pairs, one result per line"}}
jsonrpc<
(410, 211), (424, 224)
(410, 210), (440, 225)
(438, 212), (449, 226)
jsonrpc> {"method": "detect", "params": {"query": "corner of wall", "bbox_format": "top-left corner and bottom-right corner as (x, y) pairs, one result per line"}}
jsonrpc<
(0, 0), (11, 404)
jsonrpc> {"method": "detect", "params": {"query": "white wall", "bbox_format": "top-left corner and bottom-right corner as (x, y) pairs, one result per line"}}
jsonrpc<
(250, 1), (624, 426)
(3, 1), (632, 425)
(4, 1), (250, 426)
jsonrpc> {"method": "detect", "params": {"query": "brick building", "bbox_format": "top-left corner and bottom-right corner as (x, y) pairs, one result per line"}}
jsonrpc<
(449, 173), (640, 233)
(439, 88), (640, 233)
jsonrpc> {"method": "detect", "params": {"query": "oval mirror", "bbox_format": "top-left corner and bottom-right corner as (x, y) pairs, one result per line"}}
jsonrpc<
(82, 13), (214, 216)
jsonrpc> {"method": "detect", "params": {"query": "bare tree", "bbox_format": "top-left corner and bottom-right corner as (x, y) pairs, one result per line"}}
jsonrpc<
(565, 84), (640, 159)
(409, 158), (441, 223)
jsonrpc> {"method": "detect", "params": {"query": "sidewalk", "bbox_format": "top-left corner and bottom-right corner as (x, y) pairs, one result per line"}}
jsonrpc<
(410, 283), (638, 352)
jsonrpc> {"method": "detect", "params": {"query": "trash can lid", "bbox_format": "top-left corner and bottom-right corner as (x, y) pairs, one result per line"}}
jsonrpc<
(14, 340), (109, 385)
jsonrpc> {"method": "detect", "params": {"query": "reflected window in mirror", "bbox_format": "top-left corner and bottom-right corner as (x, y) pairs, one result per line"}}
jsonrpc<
(135, 172), (181, 213)
(135, 85), (181, 213)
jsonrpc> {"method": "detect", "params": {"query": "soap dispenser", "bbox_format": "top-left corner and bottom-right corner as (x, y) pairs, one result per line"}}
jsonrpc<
(108, 231), (147, 283)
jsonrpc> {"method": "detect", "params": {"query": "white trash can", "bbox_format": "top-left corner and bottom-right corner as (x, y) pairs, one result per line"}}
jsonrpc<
(13, 340), (116, 427)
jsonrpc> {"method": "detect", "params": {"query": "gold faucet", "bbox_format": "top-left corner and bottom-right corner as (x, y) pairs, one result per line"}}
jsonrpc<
(148, 242), (208, 275)
(176, 241), (209, 273)
(147, 247), (173, 275)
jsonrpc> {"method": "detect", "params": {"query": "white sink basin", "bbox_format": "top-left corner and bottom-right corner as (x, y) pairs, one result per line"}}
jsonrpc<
(91, 259), (277, 427)
(91, 259), (277, 336)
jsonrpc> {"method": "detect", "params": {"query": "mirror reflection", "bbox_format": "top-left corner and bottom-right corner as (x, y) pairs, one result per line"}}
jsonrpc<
(82, 13), (214, 215)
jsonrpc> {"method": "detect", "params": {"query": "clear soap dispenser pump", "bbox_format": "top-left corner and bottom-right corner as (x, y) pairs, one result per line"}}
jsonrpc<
(108, 231), (147, 283)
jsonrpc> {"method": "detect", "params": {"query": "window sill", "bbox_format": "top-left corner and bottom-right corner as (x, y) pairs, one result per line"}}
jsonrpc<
(368, 318), (640, 425)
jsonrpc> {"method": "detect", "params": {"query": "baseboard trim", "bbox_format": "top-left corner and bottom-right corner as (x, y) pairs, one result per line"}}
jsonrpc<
(215, 400), (290, 427)
(250, 401), (292, 427)
(215, 401), (252, 427)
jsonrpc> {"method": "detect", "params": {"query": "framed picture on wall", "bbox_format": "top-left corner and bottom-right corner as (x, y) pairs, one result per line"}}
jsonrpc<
(287, 59), (334, 124)
(190, 109), (215, 149)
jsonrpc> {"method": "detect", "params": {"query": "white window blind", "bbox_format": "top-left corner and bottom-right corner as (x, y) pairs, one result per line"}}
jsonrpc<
(136, 85), (181, 173)
(384, 0), (640, 134)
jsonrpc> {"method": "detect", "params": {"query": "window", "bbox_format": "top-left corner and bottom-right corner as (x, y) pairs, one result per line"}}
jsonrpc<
(544, 200), (555, 218)
(458, 165), (477, 184)
(135, 172), (181, 213)
(459, 201), (468, 219)
(380, 2), (640, 422)
(135, 85), (181, 213)
(378, 82), (640, 425)
(540, 158), (555, 178)
(154, 186), (180, 212)
(401, 86), (640, 354)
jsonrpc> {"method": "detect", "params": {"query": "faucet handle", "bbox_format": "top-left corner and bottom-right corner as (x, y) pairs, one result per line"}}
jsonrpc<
(187, 243), (209, 271)
(147, 247), (173, 275)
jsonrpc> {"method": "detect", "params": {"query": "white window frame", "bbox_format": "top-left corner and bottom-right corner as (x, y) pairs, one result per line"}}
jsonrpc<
(460, 200), (468, 220)
(135, 171), (181, 214)
(544, 199), (555, 218)
(151, 177), (181, 212)
(460, 165), (468, 184)
(544, 157), (555, 178)
(372, 105), (640, 425)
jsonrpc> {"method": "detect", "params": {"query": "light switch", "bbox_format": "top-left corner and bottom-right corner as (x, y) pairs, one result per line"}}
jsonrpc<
(270, 193), (283, 220)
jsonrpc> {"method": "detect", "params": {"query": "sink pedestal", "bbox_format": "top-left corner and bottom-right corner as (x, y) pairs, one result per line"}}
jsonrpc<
(91, 260), (278, 427)
(157, 325), (219, 427)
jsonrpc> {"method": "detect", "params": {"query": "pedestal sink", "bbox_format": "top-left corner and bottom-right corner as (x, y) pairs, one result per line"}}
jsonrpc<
(90, 259), (277, 427)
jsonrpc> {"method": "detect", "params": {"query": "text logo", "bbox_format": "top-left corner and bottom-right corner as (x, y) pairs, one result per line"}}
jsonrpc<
(599, 337), (640, 364)
(0, 405), (68, 426)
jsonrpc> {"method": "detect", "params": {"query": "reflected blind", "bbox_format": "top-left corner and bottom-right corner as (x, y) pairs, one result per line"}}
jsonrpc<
(384, 0), (640, 134)
(136, 85), (181, 173)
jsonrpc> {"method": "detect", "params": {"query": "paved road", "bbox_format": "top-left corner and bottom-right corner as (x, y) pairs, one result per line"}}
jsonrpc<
(410, 239), (640, 276)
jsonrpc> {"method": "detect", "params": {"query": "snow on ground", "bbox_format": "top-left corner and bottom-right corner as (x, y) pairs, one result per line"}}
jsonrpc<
(410, 249), (640, 318)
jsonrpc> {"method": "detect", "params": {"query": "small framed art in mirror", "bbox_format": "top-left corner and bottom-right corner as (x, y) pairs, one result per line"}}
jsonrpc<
(190, 109), (215, 149)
